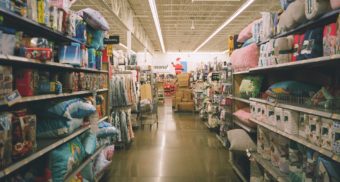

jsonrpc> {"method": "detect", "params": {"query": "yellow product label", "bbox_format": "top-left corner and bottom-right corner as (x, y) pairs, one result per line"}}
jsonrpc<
(37, 0), (45, 24)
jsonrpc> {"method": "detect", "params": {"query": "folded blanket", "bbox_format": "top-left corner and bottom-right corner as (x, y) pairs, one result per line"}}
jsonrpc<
(330, 0), (340, 9)
(298, 26), (324, 60)
(305, 0), (332, 20)
(278, 0), (307, 32)
(275, 36), (294, 64)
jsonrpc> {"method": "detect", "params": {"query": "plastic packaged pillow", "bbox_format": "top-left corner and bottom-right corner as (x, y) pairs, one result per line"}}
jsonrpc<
(297, 26), (323, 60)
(227, 129), (256, 152)
(87, 26), (104, 50)
(77, 8), (109, 31)
(266, 81), (321, 97)
(37, 118), (83, 138)
(94, 151), (111, 175)
(274, 36), (294, 64)
(81, 131), (97, 155)
(305, 0), (331, 20)
(230, 43), (259, 72)
(41, 99), (96, 119)
(81, 161), (94, 181)
(233, 108), (257, 128)
(239, 76), (263, 99)
(102, 145), (115, 161)
(280, 0), (295, 10)
(331, 0), (340, 9)
(96, 126), (120, 138)
(278, 0), (307, 33)
(98, 121), (112, 128)
(237, 20), (257, 43)
(49, 137), (86, 182)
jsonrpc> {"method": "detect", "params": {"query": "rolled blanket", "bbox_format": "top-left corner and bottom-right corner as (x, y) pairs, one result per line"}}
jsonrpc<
(330, 0), (340, 9)
(278, 0), (307, 32)
(275, 36), (294, 64)
(305, 0), (332, 20)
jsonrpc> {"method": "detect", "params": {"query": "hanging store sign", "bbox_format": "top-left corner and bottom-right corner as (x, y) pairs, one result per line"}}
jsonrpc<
(104, 36), (120, 44)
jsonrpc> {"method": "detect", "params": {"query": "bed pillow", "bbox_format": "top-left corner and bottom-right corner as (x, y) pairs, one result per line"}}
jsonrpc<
(233, 108), (257, 128)
(227, 129), (256, 152)
(41, 99), (96, 119)
(96, 126), (120, 138)
(239, 76), (263, 99)
(280, 0), (295, 10)
(49, 137), (86, 182)
(237, 20), (257, 43)
(81, 131), (97, 155)
(266, 81), (321, 97)
(305, 0), (332, 20)
(102, 145), (115, 161)
(37, 118), (84, 138)
(231, 43), (259, 72)
(278, 0), (307, 33)
(81, 161), (94, 181)
(331, 0), (340, 9)
(77, 8), (109, 31)
(94, 151), (111, 175)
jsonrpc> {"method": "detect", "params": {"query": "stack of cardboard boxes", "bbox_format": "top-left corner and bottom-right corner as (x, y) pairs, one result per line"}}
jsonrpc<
(173, 73), (194, 111)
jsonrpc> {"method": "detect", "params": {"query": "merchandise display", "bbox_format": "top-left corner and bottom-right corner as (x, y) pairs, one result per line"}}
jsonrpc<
(1, 0), (340, 181)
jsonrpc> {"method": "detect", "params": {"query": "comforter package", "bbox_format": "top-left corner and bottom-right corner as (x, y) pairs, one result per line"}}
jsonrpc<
(230, 43), (259, 71)
(297, 26), (324, 60)
(305, 0), (332, 20)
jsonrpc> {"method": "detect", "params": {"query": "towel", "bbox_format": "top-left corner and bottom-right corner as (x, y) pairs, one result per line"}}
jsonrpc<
(305, 0), (332, 20)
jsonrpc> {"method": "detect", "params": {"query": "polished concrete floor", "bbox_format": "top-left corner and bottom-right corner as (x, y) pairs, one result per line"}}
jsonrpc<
(104, 98), (240, 182)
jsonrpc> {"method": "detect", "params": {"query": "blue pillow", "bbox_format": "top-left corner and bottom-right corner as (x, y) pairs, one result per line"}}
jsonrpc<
(40, 99), (96, 119)
(49, 137), (86, 182)
(37, 118), (83, 138)
(98, 121), (112, 128)
(266, 81), (320, 97)
(81, 131), (97, 155)
(96, 127), (119, 138)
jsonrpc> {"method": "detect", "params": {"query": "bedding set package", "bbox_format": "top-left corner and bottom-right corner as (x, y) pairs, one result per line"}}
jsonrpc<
(110, 74), (137, 108)
(111, 109), (134, 144)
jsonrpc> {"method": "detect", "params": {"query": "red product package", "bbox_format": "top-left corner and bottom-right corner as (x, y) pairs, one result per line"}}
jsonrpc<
(323, 22), (337, 56)
(25, 47), (53, 61)
(292, 34), (305, 61)
(15, 69), (37, 96)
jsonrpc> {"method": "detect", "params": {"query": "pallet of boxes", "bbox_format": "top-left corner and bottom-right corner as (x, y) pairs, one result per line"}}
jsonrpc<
(173, 73), (194, 112)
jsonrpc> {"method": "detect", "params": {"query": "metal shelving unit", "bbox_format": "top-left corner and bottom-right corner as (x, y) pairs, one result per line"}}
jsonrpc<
(251, 153), (289, 182)
(0, 7), (111, 179)
(64, 145), (106, 182)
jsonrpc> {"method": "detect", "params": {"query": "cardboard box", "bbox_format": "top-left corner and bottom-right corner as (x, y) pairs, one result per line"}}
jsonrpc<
(178, 102), (194, 111)
(178, 80), (189, 88)
(141, 84), (152, 100)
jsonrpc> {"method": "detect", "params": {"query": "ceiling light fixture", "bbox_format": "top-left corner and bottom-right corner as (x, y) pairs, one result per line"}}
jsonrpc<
(148, 0), (166, 53)
(193, 0), (255, 52)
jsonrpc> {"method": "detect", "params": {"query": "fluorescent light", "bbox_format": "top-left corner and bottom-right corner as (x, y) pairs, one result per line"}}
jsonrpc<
(193, 0), (255, 52)
(148, 0), (166, 53)
(118, 43), (137, 54)
(166, 52), (225, 55)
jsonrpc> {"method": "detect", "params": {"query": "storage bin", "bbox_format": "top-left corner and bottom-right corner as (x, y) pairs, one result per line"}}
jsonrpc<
(283, 109), (299, 135)
(275, 107), (284, 131)
(59, 43), (82, 66)
(320, 118), (334, 151)
(299, 113), (309, 139)
(308, 115), (321, 146)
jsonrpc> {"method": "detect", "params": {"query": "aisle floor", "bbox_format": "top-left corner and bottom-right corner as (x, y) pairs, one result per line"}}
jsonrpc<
(104, 98), (241, 182)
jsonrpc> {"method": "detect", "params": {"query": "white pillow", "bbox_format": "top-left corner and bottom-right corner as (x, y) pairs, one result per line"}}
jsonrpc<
(227, 129), (256, 152)
(77, 8), (110, 31)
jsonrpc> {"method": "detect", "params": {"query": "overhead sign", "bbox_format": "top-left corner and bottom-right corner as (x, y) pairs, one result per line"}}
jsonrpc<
(104, 36), (119, 44)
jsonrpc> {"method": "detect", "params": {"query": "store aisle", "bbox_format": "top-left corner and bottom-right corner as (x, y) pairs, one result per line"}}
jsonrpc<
(104, 98), (241, 182)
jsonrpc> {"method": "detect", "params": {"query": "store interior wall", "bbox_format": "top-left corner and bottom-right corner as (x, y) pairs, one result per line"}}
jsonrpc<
(151, 52), (227, 73)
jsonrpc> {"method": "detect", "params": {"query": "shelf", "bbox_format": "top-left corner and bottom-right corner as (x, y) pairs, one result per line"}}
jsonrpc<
(0, 89), (108, 107)
(0, 125), (91, 178)
(249, 118), (338, 162)
(0, 8), (84, 45)
(250, 55), (340, 73)
(97, 116), (109, 124)
(258, 9), (340, 45)
(233, 97), (250, 104)
(64, 145), (105, 182)
(251, 153), (289, 182)
(249, 98), (333, 119)
(0, 55), (108, 73)
(233, 117), (256, 133)
(216, 134), (228, 148)
(233, 70), (250, 75)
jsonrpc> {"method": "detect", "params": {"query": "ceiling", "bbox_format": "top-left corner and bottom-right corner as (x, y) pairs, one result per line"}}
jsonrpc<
(72, 0), (281, 53)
